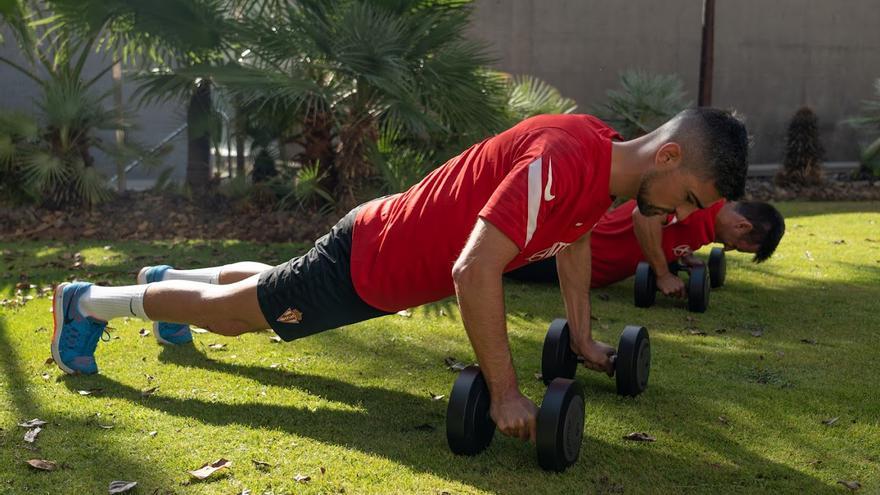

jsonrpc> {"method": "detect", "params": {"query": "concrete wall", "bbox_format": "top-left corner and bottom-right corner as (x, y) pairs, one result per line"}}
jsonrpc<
(467, 0), (880, 163)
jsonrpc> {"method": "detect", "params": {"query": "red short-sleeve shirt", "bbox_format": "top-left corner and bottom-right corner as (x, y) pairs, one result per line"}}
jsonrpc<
(590, 199), (725, 288)
(351, 114), (621, 312)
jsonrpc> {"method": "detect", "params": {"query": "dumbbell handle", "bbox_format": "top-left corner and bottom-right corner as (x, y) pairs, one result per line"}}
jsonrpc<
(574, 353), (617, 368)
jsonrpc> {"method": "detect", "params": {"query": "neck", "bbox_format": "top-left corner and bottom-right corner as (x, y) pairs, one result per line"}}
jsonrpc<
(609, 136), (654, 197)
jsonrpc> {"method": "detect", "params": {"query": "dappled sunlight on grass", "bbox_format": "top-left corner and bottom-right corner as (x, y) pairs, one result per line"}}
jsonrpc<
(0, 202), (878, 494)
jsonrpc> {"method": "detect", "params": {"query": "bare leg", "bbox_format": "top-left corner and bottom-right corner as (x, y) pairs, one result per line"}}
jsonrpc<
(217, 261), (273, 284)
(142, 274), (269, 336)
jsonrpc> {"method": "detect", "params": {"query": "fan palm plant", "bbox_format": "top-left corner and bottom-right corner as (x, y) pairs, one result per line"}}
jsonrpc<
(0, 5), (155, 206)
(40, 0), (237, 192)
(594, 69), (690, 139)
(172, 0), (508, 207)
(505, 74), (578, 124)
(849, 79), (880, 178)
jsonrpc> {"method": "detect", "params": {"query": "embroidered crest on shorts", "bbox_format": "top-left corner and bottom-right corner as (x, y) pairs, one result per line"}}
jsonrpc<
(277, 308), (303, 324)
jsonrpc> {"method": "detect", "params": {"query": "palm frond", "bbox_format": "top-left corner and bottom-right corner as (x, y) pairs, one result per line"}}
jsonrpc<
(593, 69), (690, 139)
(507, 74), (578, 122)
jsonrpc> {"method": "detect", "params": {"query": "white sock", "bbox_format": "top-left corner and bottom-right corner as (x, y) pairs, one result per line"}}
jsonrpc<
(78, 284), (149, 322)
(161, 267), (222, 285)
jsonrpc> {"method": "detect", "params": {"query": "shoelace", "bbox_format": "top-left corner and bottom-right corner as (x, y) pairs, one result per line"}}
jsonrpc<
(101, 329), (111, 342)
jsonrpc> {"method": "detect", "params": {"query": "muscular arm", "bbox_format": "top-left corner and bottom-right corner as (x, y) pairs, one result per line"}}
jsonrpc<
(632, 207), (671, 276)
(632, 207), (685, 297)
(556, 233), (614, 373)
(452, 218), (521, 403)
(555, 233), (592, 343)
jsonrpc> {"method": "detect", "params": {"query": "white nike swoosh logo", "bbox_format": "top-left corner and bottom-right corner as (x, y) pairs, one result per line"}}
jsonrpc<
(544, 158), (555, 201)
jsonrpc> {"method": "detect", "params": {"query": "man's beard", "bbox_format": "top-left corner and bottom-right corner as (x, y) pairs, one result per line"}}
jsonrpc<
(636, 171), (671, 217)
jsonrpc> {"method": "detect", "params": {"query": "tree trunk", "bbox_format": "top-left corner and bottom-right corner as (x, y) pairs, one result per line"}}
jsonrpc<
(335, 113), (377, 210)
(234, 96), (246, 177)
(186, 79), (212, 192)
(112, 58), (125, 192)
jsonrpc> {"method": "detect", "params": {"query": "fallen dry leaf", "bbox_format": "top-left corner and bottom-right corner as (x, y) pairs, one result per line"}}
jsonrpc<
(688, 329), (707, 336)
(534, 372), (543, 381)
(26, 459), (56, 471)
(801, 338), (818, 345)
(718, 416), (729, 425)
(108, 480), (138, 494)
(443, 356), (466, 372)
(191, 327), (209, 334)
(822, 417), (839, 426)
(429, 392), (445, 401)
(837, 480), (861, 491)
(294, 474), (311, 483)
(141, 386), (159, 397)
(24, 427), (41, 443)
(18, 418), (47, 428)
(805, 250), (814, 261)
(44, 357), (54, 365)
(208, 343), (227, 350)
(832, 239), (846, 245)
(78, 388), (103, 396)
(148, 431), (158, 437)
(188, 458), (231, 480)
(396, 309), (412, 318)
(251, 459), (272, 470)
(320, 466), (326, 475)
(139, 328), (150, 337)
(269, 336), (282, 343)
(623, 432), (656, 442)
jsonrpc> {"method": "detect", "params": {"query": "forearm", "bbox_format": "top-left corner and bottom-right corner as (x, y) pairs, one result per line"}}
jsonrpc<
(454, 266), (519, 400)
(632, 208), (671, 275)
(556, 236), (592, 342)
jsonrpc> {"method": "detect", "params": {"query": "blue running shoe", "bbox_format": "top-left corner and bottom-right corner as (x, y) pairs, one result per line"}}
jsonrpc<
(51, 282), (107, 375)
(137, 265), (193, 345)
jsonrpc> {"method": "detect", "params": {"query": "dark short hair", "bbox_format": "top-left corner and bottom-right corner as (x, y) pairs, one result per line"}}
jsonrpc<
(669, 108), (750, 201)
(733, 201), (785, 263)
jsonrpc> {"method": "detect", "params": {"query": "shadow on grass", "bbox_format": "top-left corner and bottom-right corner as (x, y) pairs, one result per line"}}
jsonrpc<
(0, 318), (168, 493)
(50, 338), (839, 494)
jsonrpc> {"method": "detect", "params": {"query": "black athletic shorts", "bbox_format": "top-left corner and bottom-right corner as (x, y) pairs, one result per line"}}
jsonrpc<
(257, 206), (392, 341)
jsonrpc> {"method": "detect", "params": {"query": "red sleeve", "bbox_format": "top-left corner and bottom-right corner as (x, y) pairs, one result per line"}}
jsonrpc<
(478, 132), (579, 250)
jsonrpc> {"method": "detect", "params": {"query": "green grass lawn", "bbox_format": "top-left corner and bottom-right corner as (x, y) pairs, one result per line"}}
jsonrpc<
(1, 201), (878, 494)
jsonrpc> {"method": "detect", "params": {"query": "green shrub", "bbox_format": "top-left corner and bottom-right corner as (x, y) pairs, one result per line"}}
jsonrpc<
(776, 107), (824, 187)
(593, 69), (689, 139)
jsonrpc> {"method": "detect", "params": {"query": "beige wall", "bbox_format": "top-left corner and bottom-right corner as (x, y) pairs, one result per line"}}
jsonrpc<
(468, 0), (880, 163)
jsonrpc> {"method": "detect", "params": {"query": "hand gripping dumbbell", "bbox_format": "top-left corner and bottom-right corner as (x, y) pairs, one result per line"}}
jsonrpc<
(446, 366), (585, 472)
(541, 319), (650, 397)
(634, 258), (711, 312)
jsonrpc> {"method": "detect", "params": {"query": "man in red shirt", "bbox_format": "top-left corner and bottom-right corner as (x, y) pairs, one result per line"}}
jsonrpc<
(52, 109), (749, 442)
(506, 199), (785, 295)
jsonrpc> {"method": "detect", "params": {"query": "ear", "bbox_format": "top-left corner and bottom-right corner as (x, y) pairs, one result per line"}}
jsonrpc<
(654, 142), (682, 171)
(735, 219), (753, 234)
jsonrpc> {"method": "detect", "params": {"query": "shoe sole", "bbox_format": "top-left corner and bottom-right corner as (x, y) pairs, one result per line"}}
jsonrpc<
(51, 282), (77, 375)
(136, 266), (176, 346)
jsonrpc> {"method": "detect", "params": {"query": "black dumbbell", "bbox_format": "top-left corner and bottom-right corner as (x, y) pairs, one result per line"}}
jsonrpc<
(541, 319), (650, 397)
(446, 365), (585, 472)
(708, 247), (726, 288)
(634, 260), (710, 313)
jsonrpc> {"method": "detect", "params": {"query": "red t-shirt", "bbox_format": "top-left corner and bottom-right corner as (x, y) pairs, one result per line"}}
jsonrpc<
(590, 199), (725, 288)
(350, 114), (621, 312)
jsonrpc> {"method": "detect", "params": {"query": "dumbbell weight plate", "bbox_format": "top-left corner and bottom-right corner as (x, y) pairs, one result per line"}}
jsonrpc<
(634, 262), (657, 308)
(615, 326), (651, 396)
(708, 247), (726, 288)
(446, 366), (495, 455)
(541, 319), (579, 385)
(687, 265), (710, 313)
(536, 378), (585, 472)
